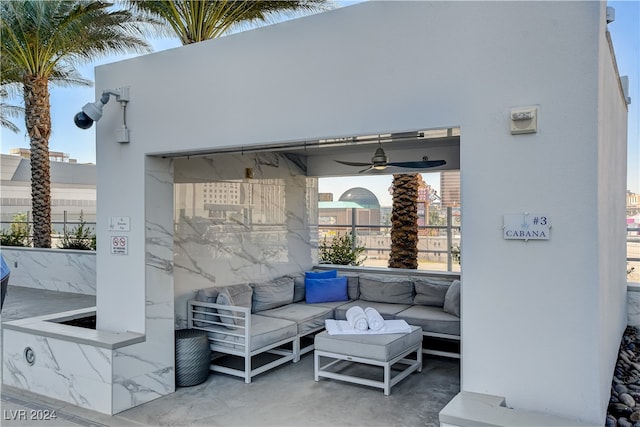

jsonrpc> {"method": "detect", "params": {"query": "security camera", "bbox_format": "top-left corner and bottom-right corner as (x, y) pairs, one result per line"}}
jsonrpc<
(74, 88), (129, 130)
(74, 98), (107, 129)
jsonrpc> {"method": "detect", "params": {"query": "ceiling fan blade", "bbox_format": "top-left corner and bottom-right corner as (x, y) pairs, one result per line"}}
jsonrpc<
(387, 159), (447, 169)
(335, 160), (372, 167)
(358, 165), (376, 173)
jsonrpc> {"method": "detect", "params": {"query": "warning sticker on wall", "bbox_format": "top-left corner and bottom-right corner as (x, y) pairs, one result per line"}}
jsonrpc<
(111, 236), (128, 255)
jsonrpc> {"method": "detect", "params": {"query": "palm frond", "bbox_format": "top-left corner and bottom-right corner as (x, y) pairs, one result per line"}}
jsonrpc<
(49, 64), (92, 88)
(1, 1), (153, 78)
(0, 85), (24, 133)
(125, 0), (333, 45)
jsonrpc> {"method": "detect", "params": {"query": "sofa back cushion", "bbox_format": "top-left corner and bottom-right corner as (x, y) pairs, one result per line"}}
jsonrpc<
(293, 275), (306, 302)
(443, 280), (461, 317)
(358, 275), (414, 304)
(193, 287), (220, 326)
(216, 284), (253, 329)
(250, 277), (294, 313)
(413, 278), (452, 306)
(305, 277), (348, 304)
(341, 273), (360, 300)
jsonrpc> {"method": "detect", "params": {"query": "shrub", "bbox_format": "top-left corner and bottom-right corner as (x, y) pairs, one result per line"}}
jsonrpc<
(0, 213), (31, 247)
(319, 232), (366, 266)
(451, 244), (461, 264)
(59, 212), (95, 250)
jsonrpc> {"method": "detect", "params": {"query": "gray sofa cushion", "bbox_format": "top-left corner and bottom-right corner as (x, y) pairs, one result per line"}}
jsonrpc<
(250, 277), (294, 313)
(217, 284), (253, 329)
(205, 314), (297, 351)
(443, 280), (461, 317)
(293, 275), (306, 303)
(395, 305), (460, 336)
(314, 325), (422, 362)
(358, 275), (414, 304)
(413, 278), (451, 306)
(259, 303), (333, 335)
(334, 300), (411, 320)
(342, 274), (360, 300)
(193, 287), (220, 326)
(307, 299), (352, 311)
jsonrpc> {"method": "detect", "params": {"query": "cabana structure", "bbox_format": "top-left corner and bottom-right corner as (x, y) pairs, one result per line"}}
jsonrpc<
(2, 2), (629, 424)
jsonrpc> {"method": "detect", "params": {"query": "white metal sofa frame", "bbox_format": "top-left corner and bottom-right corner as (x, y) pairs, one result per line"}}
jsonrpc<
(187, 300), (323, 383)
(422, 332), (460, 359)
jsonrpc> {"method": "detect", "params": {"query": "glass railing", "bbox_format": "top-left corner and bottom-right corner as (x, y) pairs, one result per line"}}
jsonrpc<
(318, 207), (462, 272)
(318, 223), (461, 272)
(0, 211), (96, 249)
(0, 213), (638, 282)
(629, 227), (640, 282)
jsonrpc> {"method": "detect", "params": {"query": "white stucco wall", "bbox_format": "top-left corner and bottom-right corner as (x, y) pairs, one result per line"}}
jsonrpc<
(596, 24), (630, 414)
(93, 1), (627, 422)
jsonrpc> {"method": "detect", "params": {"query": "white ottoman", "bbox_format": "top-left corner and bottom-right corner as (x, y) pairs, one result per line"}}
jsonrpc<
(314, 325), (422, 395)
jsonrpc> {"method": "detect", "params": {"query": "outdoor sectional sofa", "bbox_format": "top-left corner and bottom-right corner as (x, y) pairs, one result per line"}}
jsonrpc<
(187, 269), (461, 383)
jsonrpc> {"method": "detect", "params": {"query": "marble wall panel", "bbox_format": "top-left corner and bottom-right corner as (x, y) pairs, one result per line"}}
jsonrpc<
(110, 156), (177, 412)
(2, 330), (112, 414)
(112, 365), (174, 414)
(173, 153), (316, 328)
(1, 248), (96, 295)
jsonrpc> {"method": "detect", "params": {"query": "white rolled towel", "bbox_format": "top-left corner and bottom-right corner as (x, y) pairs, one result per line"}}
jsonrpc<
(346, 306), (369, 331)
(364, 307), (385, 331)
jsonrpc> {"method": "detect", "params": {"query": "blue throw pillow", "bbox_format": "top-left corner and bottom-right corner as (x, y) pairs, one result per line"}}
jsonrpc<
(305, 277), (348, 304)
(305, 270), (337, 279)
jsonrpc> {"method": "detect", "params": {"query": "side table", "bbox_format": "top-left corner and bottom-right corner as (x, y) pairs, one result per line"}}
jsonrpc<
(175, 329), (210, 386)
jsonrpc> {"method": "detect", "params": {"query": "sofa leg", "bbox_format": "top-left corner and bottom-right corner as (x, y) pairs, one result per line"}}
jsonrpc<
(245, 357), (251, 383)
(293, 338), (301, 363)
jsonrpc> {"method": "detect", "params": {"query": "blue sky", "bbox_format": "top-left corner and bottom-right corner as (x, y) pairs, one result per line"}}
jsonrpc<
(1, 1), (638, 207)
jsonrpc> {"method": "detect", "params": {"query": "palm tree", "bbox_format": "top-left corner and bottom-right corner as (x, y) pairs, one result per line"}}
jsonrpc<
(388, 173), (420, 269)
(1, 1), (154, 247)
(126, 0), (332, 45)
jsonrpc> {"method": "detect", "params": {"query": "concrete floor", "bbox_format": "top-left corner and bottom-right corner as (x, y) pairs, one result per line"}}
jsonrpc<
(1, 286), (460, 426)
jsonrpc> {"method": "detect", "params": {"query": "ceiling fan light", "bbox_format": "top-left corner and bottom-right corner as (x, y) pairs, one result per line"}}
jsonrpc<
(373, 164), (387, 170)
(372, 147), (387, 164)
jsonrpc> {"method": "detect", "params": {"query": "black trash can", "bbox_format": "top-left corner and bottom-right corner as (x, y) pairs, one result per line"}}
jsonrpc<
(175, 329), (210, 386)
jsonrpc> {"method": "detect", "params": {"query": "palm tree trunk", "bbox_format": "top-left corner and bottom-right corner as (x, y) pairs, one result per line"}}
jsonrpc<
(23, 75), (52, 248)
(388, 173), (419, 269)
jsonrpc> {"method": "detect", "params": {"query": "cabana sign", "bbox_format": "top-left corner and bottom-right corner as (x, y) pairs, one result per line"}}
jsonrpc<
(108, 216), (130, 232)
(503, 213), (551, 241)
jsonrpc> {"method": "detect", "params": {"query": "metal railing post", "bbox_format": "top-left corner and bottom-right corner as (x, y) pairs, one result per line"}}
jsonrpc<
(27, 211), (32, 241)
(447, 207), (453, 272)
(351, 207), (357, 252)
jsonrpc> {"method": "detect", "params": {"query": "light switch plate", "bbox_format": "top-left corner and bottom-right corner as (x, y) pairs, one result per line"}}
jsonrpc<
(511, 107), (537, 135)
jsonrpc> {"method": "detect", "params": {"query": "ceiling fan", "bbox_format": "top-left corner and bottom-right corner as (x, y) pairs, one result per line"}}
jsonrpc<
(334, 142), (446, 173)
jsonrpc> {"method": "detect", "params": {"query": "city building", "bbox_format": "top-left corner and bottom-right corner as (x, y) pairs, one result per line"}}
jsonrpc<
(318, 187), (381, 230)
(318, 192), (333, 202)
(440, 170), (460, 208)
(628, 190), (639, 216)
(8, 147), (79, 164)
(0, 153), (96, 226)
